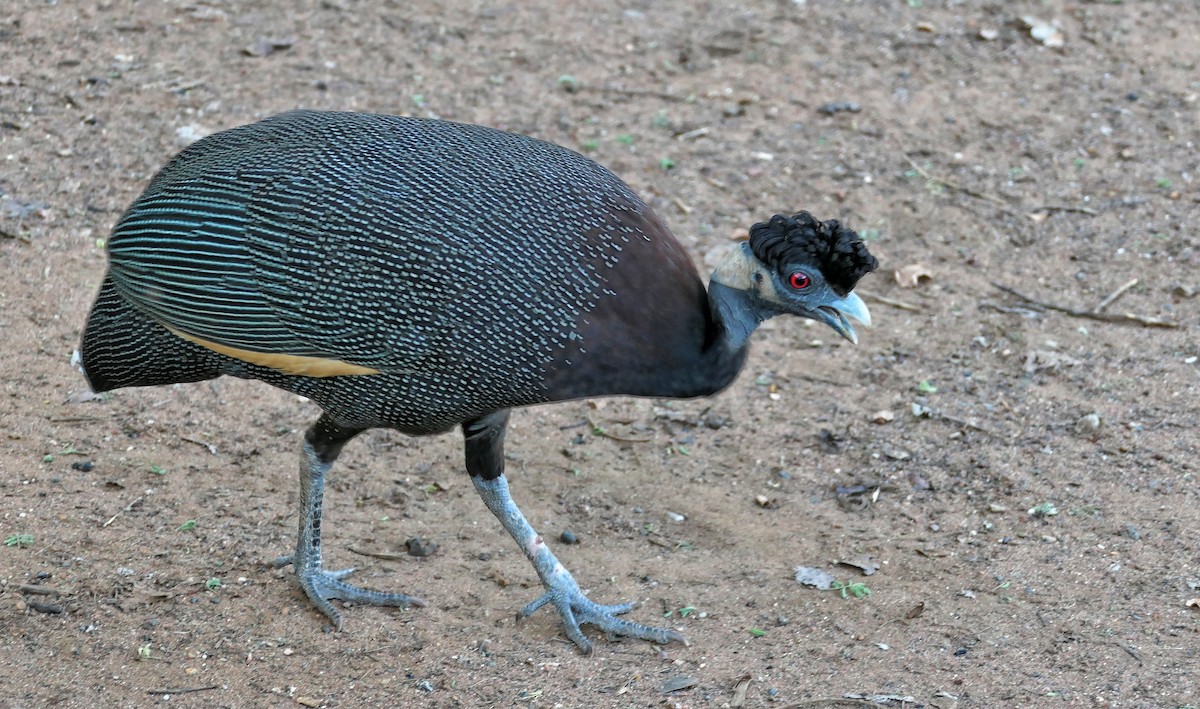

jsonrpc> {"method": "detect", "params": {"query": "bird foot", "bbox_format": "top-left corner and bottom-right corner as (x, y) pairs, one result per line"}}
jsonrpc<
(519, 582), (686, 654)
(273, 555), (426, 630)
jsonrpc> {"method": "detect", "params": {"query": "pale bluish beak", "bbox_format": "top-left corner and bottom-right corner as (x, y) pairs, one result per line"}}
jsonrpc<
(813, 291), (871, 345)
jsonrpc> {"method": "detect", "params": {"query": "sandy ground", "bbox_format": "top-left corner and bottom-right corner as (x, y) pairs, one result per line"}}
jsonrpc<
(1, 1), (1197, 707)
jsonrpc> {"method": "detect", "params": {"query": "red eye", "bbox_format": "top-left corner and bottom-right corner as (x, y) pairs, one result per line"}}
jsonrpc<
(788, 272), (811, 290)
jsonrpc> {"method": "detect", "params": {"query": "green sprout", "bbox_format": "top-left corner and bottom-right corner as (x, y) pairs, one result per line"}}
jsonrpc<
(831, 580), (872, 599)
(1028, 502), (1058, 517)
(4, 534), (34, 548)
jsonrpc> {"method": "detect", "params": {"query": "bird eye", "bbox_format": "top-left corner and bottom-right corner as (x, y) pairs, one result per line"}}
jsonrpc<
(788, 272), (811, 290)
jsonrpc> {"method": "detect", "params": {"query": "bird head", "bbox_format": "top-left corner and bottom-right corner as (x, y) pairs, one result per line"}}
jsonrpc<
(710, 212), (878, 344)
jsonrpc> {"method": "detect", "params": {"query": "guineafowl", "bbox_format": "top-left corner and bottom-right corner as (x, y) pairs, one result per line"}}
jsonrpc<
(79, 110), (877, 653)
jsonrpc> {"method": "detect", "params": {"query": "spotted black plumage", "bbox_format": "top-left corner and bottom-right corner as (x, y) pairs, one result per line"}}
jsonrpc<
(79, 110), (877, 653)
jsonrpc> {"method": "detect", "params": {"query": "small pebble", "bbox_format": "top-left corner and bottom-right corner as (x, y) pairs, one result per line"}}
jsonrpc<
(1074, 413), (1102, 436)
(71, 460), (94, 472)
(816, 101), (861, 115)
(406, 537), (438, 557)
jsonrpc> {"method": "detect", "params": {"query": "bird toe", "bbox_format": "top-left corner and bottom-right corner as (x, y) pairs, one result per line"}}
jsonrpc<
(524, 585), (685, 652)
(293, 566), (426, 630)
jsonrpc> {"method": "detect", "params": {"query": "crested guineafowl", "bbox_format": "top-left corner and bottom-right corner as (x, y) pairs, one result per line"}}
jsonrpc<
(79, 110), (877, 653)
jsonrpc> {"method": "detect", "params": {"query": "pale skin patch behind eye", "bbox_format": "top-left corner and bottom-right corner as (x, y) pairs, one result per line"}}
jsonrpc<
(165, 325), (381, 377)
(710, 245), (761, 291)
(710, 245), (794, 306)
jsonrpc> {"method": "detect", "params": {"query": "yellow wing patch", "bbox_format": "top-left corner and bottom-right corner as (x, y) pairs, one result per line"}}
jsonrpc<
(166, 326), (380, 377)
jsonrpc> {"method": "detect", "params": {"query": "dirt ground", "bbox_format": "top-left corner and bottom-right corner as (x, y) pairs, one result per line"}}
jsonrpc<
(1, 1), (1197, 707)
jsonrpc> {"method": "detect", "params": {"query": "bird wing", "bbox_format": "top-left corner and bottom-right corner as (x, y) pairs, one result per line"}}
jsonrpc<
(106, 166), (465, 376)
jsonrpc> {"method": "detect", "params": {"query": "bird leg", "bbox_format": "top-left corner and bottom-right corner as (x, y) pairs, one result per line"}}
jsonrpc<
(472, 474), (685, 653)
(274, 415), (425, 629)
(464, 412), (685, 654)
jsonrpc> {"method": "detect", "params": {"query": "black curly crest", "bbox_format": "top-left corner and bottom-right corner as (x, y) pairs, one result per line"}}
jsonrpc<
(748, 212), (878, 296)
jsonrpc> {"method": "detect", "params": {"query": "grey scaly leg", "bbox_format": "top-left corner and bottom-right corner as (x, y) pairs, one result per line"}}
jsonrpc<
(464, 411), (685, 654)
(274, 414), (425, 629)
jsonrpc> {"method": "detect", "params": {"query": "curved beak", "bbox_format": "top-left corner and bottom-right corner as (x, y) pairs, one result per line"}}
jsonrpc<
(812, 291), (871, 345)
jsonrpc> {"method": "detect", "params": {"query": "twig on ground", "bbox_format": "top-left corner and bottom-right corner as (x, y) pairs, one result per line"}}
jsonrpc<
(790, 698), (891, 707)
(1115, 642), (1143, 662)
(671, 195), (693, 214)
(587, 418), (652, 443)
(1033, 204), (1099, 216)
(1093, 278), (1138, 313)
(789, 373), (847, 387)
(898, 148), (1010, 208)
(347, 545), (408, 561)
(17, 583), (61, 595)
(0, 226), (32, 243)
(645, 535), (674, 549)
(102, 496), (144, 528)
(145, 686), (219, 696)
(676, 126), (711, 141)
(180, 436), (218, 455)
(979, 300), (1042, 317)
(858, 289), (921, 312)
(991, 282), (1178, 329)
(932, 411), (996, 435)
(584, 85), (691, 102)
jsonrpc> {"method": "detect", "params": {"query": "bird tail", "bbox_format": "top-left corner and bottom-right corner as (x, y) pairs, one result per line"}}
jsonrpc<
(79, 276), (223, 392)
